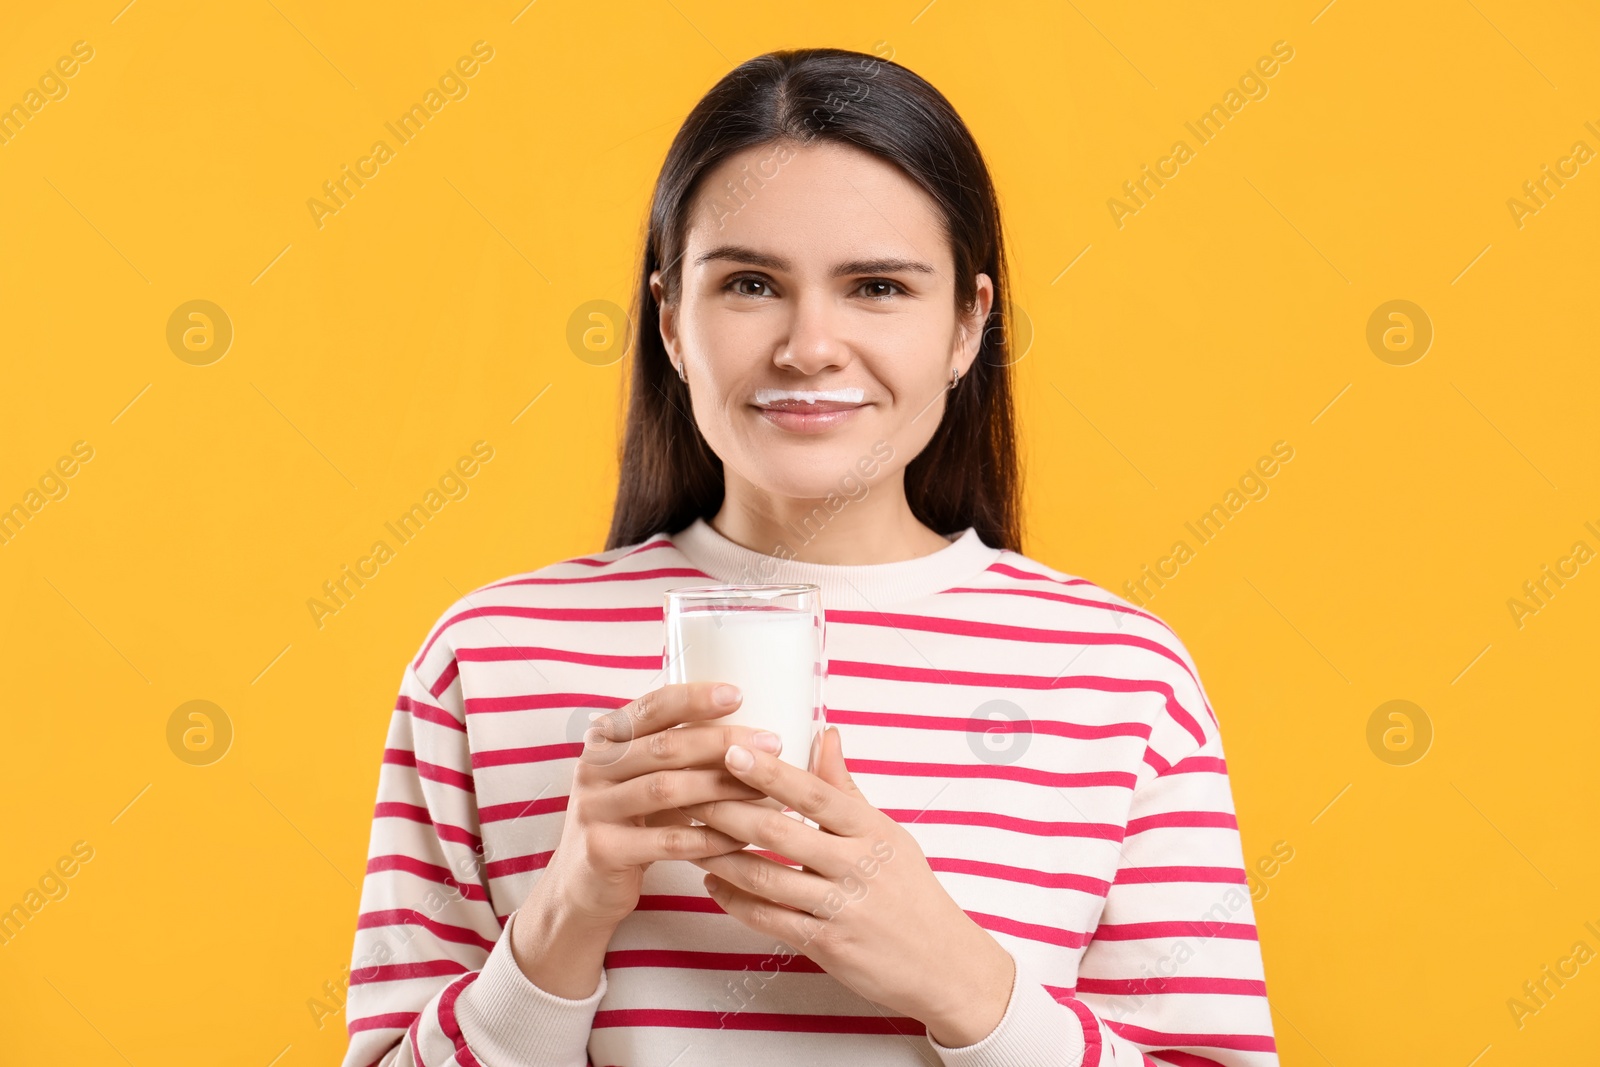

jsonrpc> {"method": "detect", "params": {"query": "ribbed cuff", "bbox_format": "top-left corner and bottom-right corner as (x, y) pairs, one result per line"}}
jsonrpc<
(453, 908), (608, 1067)
(928, 951), (1087, 1067)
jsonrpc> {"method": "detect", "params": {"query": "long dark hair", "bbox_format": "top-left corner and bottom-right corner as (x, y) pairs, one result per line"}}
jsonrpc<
(604, 46), (1022, 554)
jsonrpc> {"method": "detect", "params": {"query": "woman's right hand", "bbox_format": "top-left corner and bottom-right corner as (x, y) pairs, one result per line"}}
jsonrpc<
(523, 681), (782, 936)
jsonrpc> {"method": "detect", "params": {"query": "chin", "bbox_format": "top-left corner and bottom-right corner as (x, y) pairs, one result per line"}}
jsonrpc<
(718, 420), (890, 498)
(748, 470), (852, 502)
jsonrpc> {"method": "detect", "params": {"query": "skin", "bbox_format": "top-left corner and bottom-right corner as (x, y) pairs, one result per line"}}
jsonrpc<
(645, 139), (1016, 1048)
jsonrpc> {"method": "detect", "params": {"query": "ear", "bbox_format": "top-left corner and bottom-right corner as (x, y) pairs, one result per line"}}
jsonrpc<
(953, 271), (995, 379)
(814, 727), (864, 799)
(650, 268), (679, 362)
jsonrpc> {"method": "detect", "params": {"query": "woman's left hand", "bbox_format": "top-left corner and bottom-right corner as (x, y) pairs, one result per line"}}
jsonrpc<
(679, 726), (1017, 1048)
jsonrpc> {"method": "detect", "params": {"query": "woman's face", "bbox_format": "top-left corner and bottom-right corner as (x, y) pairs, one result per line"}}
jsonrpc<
(650, 139), (993, 505)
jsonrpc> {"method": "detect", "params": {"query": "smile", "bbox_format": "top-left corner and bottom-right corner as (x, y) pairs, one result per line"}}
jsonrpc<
(751, 387), (867, 434)
(752, 401), (867, 434)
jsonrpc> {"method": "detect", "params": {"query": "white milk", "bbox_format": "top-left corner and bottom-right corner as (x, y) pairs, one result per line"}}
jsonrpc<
(666, 609), (822, 793)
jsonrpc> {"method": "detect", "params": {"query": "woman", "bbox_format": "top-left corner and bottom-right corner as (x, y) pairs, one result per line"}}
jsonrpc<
(341, 47), (1277, 1067)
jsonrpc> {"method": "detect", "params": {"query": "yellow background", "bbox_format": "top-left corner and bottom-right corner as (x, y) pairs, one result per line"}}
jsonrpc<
(3, 0), (1597, 1062)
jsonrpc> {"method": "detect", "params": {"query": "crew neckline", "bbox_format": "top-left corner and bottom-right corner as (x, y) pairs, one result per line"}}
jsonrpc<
(666, 516), (1003, 611)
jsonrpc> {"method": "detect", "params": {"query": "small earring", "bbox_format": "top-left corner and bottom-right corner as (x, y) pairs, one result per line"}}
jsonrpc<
(949, 366), (961, 391)
(675, 360), (687, 383)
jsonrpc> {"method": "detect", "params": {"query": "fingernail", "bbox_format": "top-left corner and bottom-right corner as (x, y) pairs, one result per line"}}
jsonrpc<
(751, 731), (782, 753)
(713, 684), (742, 708)
(726, 744), (754, 771)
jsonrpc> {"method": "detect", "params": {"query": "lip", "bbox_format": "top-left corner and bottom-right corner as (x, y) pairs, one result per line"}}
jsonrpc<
(752, 402), (867, 434)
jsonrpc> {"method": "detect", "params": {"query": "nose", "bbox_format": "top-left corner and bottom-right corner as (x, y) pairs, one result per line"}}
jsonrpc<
(773, 288), (851, 376)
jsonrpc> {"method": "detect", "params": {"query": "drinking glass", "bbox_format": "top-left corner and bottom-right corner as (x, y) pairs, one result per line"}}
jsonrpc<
(663, 584), (825, 811)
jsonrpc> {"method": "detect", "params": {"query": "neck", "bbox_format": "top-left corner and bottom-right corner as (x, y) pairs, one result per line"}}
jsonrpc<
(712, 472), (951, 565)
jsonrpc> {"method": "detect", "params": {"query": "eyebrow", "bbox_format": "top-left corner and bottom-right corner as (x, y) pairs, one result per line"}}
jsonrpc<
(693, 244), (937, 277)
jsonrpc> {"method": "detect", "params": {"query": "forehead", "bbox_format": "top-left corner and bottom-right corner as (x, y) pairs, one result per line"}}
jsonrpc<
(683, 140), (949, 272)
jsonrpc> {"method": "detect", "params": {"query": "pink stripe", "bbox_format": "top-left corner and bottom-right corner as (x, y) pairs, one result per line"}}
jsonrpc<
(825, 705), (1150, 742)
(956, 568), (1175, 634)
(416, 758), (473, 790)
(466, 692), (628, 716)
(464, 838), (1113, 895)
(399, 694), (465, 732)
(436, 972), (484, 1066)
(460, 746), (1137, 790)
(373, 801), (483, 851)
(406, 1012), (422, 1061)
(1171, 755), (1227, 774)
(414, 605), (661, 670)
(1113, 865), (1248, 886)
(357, 908), (497, 953)
(472, 741), (583, 769)
(983, 560), (1097, 588)
(429, 658), (460, 700)
(349, 959), (471, 985)
(1092, 920), (1259, 941)
(928, 856), (1111, 894)
(457, 645), (660, 671)
(852, 757), (1136, 791)
(829, 661), (1208, 749)
(366, 855), (488, 901)
(1058, 995), (1104, 1067)
(634, 894), (723, 914)
(407, 754), (473, 793)
(487, 794), (1124, 843)
(882, 807), (1124, 843)
(483, 850), (554, 879)
(1126, 811), (1238, 835)
(967, 909), (1090, 948)
(1076, 976), (1268, 997)
(829, 608), (1199, 682)
(1140, 752), (1227, 787)
(603, 948), (826, 973)
(593, 1007), (926, 1036)
(480, 793), (568, 824)
(348, 1010), (419, 1034)
(1104, 1020), (1277, 1052)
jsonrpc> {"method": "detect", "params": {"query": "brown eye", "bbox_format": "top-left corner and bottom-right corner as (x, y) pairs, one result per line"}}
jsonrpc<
(860, 279), (904, 299)
(726, 275), (772, 298)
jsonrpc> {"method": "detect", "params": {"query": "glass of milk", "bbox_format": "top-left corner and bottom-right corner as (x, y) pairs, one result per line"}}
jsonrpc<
(663, 584), (825, 813)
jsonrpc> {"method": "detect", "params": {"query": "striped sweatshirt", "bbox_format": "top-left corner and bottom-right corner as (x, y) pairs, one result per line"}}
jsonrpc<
(340, 516), (1279, 1067)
